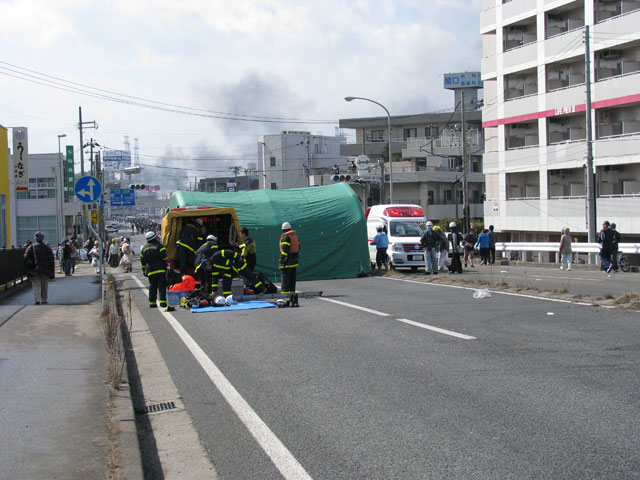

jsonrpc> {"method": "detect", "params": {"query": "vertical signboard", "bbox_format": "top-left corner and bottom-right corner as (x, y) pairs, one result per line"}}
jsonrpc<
(12, 127), (28, 191)
(66, 146), (75, 197)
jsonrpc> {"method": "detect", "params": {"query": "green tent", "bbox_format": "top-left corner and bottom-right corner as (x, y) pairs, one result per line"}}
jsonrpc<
(168, 183), (371, 281)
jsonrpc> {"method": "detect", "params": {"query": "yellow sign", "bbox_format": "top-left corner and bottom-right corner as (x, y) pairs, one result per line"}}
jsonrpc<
(91, 211), (98, 224)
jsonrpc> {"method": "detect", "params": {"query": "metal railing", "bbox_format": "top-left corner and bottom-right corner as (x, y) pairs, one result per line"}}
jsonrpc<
(0, 247), (27, 291)
(496, 242), (639, 266)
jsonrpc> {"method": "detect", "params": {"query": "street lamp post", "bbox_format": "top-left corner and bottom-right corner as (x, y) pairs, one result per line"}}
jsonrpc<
(57, 134), (67, 242)
(345, 96), (393, 204)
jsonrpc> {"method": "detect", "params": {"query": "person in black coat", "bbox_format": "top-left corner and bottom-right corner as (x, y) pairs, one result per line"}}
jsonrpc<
(23, 231), (55, 305)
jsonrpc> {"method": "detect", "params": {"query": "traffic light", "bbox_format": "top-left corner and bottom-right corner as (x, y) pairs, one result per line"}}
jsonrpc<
(130, 184), (146, 190)
(331, 175), (351, 182)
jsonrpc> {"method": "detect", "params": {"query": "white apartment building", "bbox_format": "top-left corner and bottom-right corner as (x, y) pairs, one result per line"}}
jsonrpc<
(481, 0), (640, 242)
(258, 132), (348, 190)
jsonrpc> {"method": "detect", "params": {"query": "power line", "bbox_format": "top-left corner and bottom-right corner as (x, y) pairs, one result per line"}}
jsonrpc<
(0, 60), (337, 125)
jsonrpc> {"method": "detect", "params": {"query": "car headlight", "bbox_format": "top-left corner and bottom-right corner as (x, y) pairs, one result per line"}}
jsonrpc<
(392, 243), (404, 252)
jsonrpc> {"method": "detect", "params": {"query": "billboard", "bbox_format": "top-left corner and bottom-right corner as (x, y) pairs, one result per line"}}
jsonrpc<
(444, 72), (483, 89)
(65, 145), (75, 198)
(103, 150), (132, 171)
(12, 127), (28, 191)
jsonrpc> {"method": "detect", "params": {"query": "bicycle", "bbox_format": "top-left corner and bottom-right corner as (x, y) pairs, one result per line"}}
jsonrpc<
(617, 252), (631, 272)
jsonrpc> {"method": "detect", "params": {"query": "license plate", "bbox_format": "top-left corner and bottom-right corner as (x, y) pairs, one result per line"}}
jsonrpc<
(409, 255), (423, 261)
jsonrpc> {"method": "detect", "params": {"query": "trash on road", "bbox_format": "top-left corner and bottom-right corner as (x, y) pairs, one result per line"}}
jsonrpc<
(473, 288), (492, 299)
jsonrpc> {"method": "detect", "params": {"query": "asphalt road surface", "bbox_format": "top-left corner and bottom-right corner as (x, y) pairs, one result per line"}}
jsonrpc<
(125, 271), (640, 479)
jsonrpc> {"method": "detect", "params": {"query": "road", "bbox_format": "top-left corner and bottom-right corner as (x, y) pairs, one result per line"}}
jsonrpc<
(123, 270), (640, 479)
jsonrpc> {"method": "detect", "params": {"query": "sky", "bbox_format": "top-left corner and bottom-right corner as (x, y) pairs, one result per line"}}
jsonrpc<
(0, 0), (482, 192)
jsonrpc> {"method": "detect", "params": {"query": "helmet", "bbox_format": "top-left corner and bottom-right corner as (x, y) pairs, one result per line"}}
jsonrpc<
(194, 218), (204, 226)
(449, 221), (457, 229)
(94, 241), (99, 245)
(112, 238), (117, 243)
(34, 231), (45, 241)
(225, 295), (235, 305)
(198, 299), (210, 308)
(145, 231), (156, 241)
(376, 224), (384, 232)
(433, 225), (441, 232)
(214, 295), (226, 306)
(426, 221), (433, 228)
(281, 222), (291, 230)
(206, 234), (217, 243)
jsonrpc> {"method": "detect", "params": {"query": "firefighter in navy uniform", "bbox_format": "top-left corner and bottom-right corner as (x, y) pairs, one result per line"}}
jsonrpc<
(211, 249), (265, 297)
(279, 222), (300, 305)
(194, 234), (219, 295)
(176, 218), (205, 273)
(140, 231), (174, 311)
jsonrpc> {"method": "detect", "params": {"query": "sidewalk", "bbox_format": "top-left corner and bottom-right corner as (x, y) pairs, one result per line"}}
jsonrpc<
(0, 262), (122, 479)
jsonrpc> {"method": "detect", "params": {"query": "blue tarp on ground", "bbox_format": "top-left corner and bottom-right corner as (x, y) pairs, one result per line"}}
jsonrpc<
(190, 300), (276, 313)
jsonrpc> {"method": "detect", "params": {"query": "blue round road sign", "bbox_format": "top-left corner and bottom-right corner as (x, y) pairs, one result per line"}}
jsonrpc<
(74, 176), (103, 203)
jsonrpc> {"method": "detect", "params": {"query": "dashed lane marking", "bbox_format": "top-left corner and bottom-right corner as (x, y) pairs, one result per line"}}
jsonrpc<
(396, 318), (476, 340)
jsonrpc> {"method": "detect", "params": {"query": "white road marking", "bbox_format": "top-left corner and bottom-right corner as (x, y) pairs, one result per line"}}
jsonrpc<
(319, 296), (474, 339)
(132, 276), (312, 480)
(378, 276), (595, 305)
(318, 297), (390, 316)
(396, 319), (476, 340)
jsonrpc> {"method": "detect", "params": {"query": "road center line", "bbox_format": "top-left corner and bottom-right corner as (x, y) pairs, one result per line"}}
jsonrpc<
(132, 276), (312, 480)
(318, 297), (390, 316)
(396, 318), (476, 340)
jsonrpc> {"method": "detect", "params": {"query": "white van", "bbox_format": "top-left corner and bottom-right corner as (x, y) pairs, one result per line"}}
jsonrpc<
(366, 204), (427, 271)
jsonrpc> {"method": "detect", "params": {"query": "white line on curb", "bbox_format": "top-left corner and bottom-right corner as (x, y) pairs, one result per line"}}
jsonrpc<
(396, 319), (476, 340)
(378, 276), (595, 305)
(131, 275), (312, 480)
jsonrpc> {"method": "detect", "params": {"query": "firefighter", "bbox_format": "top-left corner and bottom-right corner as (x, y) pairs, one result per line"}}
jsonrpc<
(140, 231), (174, 311)
(176, 218), (204, 273)
(194, 234), (219, 294)
(211, 249), (265, 297)
(279, 221), (300, 296)
(239, 227), (257, 271)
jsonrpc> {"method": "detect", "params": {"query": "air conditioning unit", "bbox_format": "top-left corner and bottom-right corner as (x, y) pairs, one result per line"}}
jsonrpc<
(601, 50), (621, 59)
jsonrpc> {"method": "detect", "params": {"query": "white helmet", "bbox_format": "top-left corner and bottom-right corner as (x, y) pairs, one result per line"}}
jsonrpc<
(376, 224), (384, 232)
(225, 294), (235, 305)
(281, 222), (291, 230)
(194, 218), (204, 226)
(449, 221), (457, 229)
(214, 295), (226, 306)
(206, 234), (217, 243)
(426, 221), (433, 228)
(145, 231), (156, 241)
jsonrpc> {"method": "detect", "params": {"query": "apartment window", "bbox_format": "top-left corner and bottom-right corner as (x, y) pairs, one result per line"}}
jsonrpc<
(444, 189), (452, 204)
(403, 128), (417, 140)
(270, 182), (277, 190)
(425, 126), (439, 137)
(16, 177), (57, 200)
(505, 121), (539, 149)
(371, 130), (384, 142)
(270, 156), (276, 167)
(427, 190), (434, 205)
(16, 215), (57, 246)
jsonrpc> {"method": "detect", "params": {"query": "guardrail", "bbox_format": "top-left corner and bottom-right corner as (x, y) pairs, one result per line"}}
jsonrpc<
(496, 242), (640, 254)
(0, 247), (27, 292)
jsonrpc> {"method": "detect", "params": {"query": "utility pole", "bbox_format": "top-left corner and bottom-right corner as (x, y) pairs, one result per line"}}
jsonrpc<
(461, 90), (470, 233)
(584, 25), (597, 262)
(77, 106), (97, 177)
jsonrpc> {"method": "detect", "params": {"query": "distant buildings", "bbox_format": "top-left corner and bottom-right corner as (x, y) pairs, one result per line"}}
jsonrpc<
(339, 73), (485, 221)
(481, 0), (640, 241)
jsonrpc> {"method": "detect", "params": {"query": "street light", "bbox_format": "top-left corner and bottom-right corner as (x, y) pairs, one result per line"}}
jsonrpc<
(57, 134), (67, 242)
(345, 96), (394, 204)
